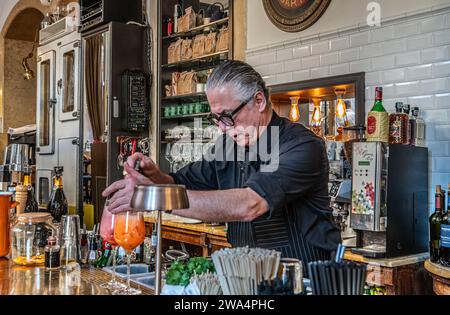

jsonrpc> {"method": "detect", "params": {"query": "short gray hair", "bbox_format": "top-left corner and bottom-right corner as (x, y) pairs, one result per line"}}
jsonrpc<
(206, 60), (270, 104)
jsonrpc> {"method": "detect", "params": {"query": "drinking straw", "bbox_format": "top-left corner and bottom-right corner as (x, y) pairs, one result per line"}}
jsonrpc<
(307, 263), (316, 295)
(311, 262), (320, 295)
(318, 262), (328, 295)
(331, 264), (338, 295)
(346, 263), (351, 295)
(352, 268), (357, 295)
(355, 266), (361, 295)
(324, 262), (333, 295)
(338, 264), (345, 295)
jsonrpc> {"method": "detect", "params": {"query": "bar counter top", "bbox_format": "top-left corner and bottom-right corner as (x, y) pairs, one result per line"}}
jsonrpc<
(144, 213), (227, 237)
(344, 251), (429, 267)
(0, 258), (154, 295)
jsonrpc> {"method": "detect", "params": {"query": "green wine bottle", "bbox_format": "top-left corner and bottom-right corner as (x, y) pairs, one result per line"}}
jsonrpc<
(430, 185), (444, 262)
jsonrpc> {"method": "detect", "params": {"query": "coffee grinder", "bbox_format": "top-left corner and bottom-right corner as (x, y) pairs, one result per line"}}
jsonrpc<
(350, 142), (428, 258)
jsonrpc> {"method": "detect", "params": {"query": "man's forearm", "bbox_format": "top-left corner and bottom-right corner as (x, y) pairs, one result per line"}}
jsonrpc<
(172, 188), (269, 222)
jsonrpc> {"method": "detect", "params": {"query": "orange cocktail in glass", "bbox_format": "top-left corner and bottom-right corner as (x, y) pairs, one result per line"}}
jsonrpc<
(114, 211), (145, 295)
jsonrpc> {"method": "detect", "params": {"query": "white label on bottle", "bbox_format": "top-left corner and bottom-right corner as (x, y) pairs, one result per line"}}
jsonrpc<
(89, 251), (96, 260)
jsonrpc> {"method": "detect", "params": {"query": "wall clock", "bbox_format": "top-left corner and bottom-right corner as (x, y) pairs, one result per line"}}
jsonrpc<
(263, 0), (331, 33)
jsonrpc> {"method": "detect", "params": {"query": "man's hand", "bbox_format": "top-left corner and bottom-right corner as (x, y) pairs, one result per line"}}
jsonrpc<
(102, 163), (152, 214)
(102, 153), (174, 214)
(126, 153), (174, 184)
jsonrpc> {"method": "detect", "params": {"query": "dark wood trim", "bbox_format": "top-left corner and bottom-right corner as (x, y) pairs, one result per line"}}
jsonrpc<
(268, 72), (366, 127)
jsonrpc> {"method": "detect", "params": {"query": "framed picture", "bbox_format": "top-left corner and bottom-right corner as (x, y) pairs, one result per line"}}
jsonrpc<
(263, 0), (331, 33)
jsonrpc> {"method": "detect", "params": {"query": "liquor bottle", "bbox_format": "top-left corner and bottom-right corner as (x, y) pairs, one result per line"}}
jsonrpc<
(402, 104), (412, 145)
(23, 172), (39, 213)
(167, 18), (174, 36)
(440, 184), (450, 267)
(96, 242), (111, 268)
(411, 107), (426, 147)
(45, 236), (60, 270)
(430, 185), (444, 262)
(389, 102), (409, 144)
(87, 234), (98, 267)
(367, 87), (389, 142)
(47, 167), (68, 223)
(80, 225), (88, 265)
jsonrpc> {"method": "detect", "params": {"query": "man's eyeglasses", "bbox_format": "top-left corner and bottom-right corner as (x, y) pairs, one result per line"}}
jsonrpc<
(208, 96), (254, 127)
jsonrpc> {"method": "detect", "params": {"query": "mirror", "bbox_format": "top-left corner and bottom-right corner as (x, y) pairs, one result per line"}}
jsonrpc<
(269, 73), (365, 141)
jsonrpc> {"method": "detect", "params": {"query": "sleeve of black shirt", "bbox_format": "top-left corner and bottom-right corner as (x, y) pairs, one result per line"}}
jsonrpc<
(245, 135), (325, 219)
(170, 158), (218, 191)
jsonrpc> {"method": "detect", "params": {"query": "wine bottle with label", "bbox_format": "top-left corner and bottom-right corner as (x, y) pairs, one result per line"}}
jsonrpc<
(440, 184), (450, 267)
(47, 167), (68, 223)
(367, 87), (389, 142)
(430, 185), (444, 262)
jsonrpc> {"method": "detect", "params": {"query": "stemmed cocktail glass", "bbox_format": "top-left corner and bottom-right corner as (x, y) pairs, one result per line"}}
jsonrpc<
(114, 211), (146, 295)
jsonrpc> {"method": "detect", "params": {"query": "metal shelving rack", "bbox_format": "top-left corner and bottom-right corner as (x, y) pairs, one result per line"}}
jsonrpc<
(156, 0), (233, 172)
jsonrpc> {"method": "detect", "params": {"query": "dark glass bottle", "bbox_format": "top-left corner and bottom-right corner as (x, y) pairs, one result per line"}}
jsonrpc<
(47, 167), (68, 223)
(23, 172), (39, 213)
(440, 185), (450, 267)
(430, 185), (444, 262)
(44, 236), (60, 270)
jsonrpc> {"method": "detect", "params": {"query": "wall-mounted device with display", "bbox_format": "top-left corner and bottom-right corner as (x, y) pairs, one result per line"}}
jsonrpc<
(121, 70), (149, 132)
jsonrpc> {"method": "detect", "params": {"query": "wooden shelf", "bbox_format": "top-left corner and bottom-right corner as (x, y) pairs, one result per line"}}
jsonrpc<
(162, 113), (210, 120)
(162, 92), (207, 102)
(161, 139), (213, 144)
(162, 50), (229, 69)
(162, 17), (229, 41)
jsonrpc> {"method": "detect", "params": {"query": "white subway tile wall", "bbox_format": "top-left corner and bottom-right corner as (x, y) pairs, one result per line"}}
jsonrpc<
(246, 9), (450, 212)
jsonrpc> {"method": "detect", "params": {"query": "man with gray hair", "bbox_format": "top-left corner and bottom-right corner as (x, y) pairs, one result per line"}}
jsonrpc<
(103, 60), (340, 269)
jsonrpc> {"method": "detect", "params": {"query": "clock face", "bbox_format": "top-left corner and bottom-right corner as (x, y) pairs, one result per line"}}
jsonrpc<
(263, 0), (331, 32)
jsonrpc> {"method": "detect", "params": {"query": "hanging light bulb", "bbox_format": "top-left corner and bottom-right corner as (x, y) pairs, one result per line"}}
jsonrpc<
(288, 96), (300, 122)
(310, 97), (324, 137)
(335, 89), (350, 127)
(311, 98), (322, 126)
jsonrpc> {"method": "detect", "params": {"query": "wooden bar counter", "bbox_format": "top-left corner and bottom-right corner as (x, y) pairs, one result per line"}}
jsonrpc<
(0, 258), (153, 295)
(144, 214), (231, 256)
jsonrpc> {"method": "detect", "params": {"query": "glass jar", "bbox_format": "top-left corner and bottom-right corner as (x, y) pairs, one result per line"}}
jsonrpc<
(11, 213), (58, 266)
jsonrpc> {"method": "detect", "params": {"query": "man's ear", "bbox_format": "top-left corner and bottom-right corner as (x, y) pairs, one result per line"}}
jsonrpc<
(255, 91), (267, 113)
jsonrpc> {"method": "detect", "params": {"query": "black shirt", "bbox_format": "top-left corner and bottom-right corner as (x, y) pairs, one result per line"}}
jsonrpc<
(171, 112), (341, 263)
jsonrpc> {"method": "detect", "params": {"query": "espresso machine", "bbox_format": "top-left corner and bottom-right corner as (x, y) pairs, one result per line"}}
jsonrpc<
(327, 141), (357, 247)
(350, 142), (428, 258)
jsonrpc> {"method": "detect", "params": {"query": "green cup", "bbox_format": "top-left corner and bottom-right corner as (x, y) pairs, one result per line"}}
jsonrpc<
(194, 102), (203, 114)
(177, 105), (183, 116)
(188, 103), (195, 115)
(169, 106), (177, 117)
(164, 107), (171, 117)
(182, 104), (189, 116)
